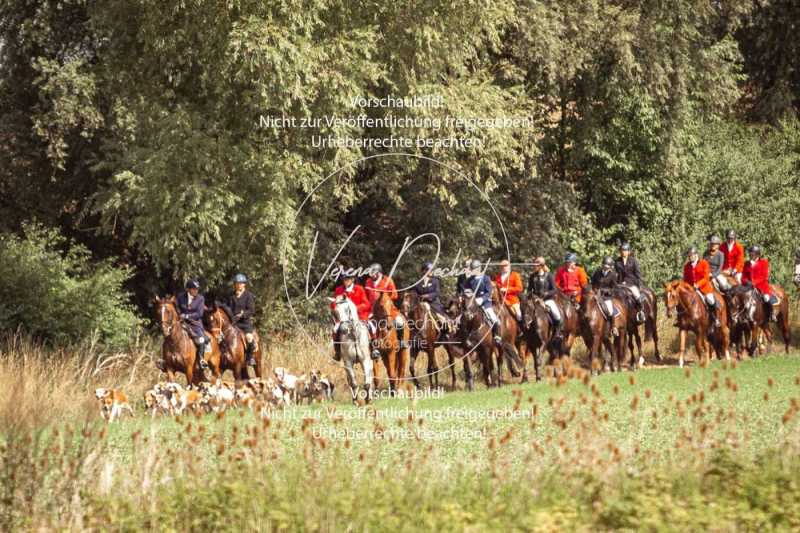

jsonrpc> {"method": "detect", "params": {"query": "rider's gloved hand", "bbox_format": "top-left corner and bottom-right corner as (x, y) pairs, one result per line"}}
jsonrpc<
(475, 297), (484, 305)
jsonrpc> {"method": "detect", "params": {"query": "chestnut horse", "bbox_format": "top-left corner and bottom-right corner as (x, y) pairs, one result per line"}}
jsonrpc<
(371, 292), (410, 393)
(663, 281), (730, 367)
(401, 292), (468, 390)
(154, 296), (221, 386)
(580, 289), (627, 374)
(728, 284), (790, 356)
(205, 304), (263, 381)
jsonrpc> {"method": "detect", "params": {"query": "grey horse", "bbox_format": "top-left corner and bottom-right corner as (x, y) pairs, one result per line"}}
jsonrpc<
(330, 295), (373, 404)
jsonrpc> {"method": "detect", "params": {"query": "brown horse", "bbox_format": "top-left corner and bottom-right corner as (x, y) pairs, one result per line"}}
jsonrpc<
(663, 281), (730, 367)
(580, 289), (627, 374)
(371, 292), (410, 393)
(520, 290), (579, 380)
(728, 284), (790, 356)
(613, 286), (661, 367)
(401, 292), (468, 390)
(205, 304), (263, 381)
(491, 284), (523, 381)
(154, 296), (221, 386)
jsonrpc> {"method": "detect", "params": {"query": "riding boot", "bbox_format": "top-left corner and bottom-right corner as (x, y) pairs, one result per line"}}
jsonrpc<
(552, 319), (563, 342)
(196, 340), (208, 370)
(394, 326), (408, 350)
(491, 321), (502, 345)
(765, 301), (775, 323)
(636, 297), (646, 323)
(713, 304), (721, 328)
(333, 333), (342, 362)
(370, 339), (381, 361)
(245, 341), (256, 367)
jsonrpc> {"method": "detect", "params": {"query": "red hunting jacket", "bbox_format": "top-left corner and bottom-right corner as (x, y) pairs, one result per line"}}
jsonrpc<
(743, 258), (772, 295)
(494, 271), (523, 305)
(365, 275), (398, 305)
(683, 259), (713, 295)
(331, 283), (371, 321)
(721, 240), (745, 273)
(555, 265), (588, 302)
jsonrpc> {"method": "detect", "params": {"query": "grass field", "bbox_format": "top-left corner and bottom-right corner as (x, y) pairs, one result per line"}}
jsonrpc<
(4, 320), (800, 530)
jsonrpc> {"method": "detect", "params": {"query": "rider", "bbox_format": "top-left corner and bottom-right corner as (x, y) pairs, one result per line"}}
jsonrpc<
(330, 270), (374, 361)
(742, 245), (777, 322)
(527, 257), (564, 341)
(364, 262), (406, 349)
(222, 273), (257, 367)
(176, 279), (209, 369)
(415, 261), (450, 332)
(614, 242), (647, 323)
(591, 256), (620, 335)
(456, 257), (472, 295)
(683, 247), (721, 328)
(721, 229), (745, 283)
(704, 235), (730, 292)
(494, 259), (523, 326)
(555, 253), (588, 306)
(466, 259), (503, 345)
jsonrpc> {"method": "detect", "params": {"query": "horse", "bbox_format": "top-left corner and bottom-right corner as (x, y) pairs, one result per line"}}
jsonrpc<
(154, 296), (221, 386)
(663, 281), (730, 367)
(204, 303), (263, 381)
(371, 292), (410, 393)
(520, 290), (579, 380)
(491, 284), (523, 381)
(401, 292), (469, 390)
(330, 295), (373, 404)
(458, 292), (503, 387)
(728, 284), (790, 356)
(611, 286), (661, 369)
(579, 289), (627, 374)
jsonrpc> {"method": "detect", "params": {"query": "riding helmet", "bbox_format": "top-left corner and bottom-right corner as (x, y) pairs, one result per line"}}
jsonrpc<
(421, 261), (434, 273)
(369, 263), (382, 275)
(749, 245), (762, 256)
(564, 253), (578, 263)
(532, 257), (545, 267)
(469, 259), (483, 270)
(686, 246), (698, 256)
(619, 242), (631, 252)
(708, 235), (722, 245)
(602, 256), (614, 268)
(233, 273), (248, 284)
(726, 229), (736, 240)
(185, 279), (201, 290)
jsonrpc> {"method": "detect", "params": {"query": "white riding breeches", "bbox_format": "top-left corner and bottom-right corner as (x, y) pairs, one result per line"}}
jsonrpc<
(603, 299), (614, 318)
(393, 315), (405, 329)
(544, 299), (561, 322)
(763, 293), (771, 303)
(713, 274), (731, 291)
(483, 307), (500, 326)
(705, 293), (716, 306)
(624, 284), (641, 300)
(509, 302), (522, 321)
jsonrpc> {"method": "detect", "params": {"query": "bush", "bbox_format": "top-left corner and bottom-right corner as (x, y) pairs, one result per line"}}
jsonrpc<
(0, 224), (142, 348)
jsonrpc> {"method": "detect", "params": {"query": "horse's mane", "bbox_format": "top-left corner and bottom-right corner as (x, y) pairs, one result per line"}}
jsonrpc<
(213, 301), (234, 323)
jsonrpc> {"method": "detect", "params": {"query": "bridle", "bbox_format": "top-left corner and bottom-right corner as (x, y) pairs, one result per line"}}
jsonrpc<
(159, 301), (177, 336)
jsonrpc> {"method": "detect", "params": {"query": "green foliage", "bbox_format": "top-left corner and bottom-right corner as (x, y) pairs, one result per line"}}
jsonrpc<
(0, 225), (141, 348)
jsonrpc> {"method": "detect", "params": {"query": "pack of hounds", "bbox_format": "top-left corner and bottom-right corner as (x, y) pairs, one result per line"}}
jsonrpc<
(94, 368), (335, 422)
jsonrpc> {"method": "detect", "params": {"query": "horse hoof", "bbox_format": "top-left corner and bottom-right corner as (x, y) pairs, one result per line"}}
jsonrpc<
(638, 356), (645, 368)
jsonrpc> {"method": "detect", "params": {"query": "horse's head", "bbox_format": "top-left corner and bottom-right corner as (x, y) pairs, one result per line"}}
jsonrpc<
(460, 289), (480, 325)
(663, 280), (681, 318)
(205, 303), (228, 343)
(331, 295), (358, 325)
(372, 291), (394, 319)
(154, 296), (178, 336)
(728, 285), (754, 325)
(400, 291), (416, 316)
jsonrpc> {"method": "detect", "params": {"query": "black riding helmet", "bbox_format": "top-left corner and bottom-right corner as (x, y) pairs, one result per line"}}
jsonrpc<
(602, 256), (614, 268)
(749, 245), (762, 256)
(185, 279), (200, 290)
(619, 242), (631, 252)
(421, 261), (434, 273)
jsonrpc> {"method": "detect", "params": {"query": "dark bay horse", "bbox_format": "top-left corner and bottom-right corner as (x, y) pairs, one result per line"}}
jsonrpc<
(663, 281), (730, 367)
(371, 292), (410, 393)
(728, 284), (790, 356)
(154, 296), (221, 386)
(580, 290), (627, 374)
(613, 286), (661, 367)
(205, 304), (263, 381)
(401, 292), (469, 390)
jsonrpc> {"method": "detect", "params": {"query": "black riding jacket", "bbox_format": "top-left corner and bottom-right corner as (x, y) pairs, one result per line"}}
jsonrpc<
(591, 268), (618, 291)
(614, 256), (642, 287)
(528, 271), (557, 299)
(222, 290), (255, 333)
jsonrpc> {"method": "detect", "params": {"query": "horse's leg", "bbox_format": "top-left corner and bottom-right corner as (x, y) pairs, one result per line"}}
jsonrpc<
(678, 329), (686, 368)
(694, 327), (707, 365)
(494, 343), (504, 387)
(601, 337), (613, 373)
(344, 359), (359, 404)
(409, 346), (421, 390)
(427, 346), (439, 390)
(446, 346), (458, 390)
(782, 304), (791, 353)
(519, 340), (529, 383)
(634, 327), (644, 369)
(463, 352), (474, 392)
(650, 302), (662, 362)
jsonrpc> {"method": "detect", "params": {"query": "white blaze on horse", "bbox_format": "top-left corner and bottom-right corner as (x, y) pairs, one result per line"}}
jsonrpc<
(329, 295), (373, 404)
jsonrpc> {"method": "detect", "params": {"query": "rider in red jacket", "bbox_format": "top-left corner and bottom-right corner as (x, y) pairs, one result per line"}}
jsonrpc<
(330, 272), (372, 360)
(683, 247), (721, 327)
(742, 245), (776, 322)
